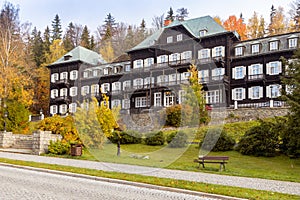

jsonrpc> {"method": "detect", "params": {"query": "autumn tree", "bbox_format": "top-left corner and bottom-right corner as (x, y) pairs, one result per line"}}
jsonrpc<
(223, 15), (247, 40)
(268, 6), (286, 36)
(51, 14), (62, 41)
(247, 12), (266, 39)
(213, 16), (223, 26)
(100, 39), (114, 62)
(43, 39), (66, 66)
(289, 0), (300, 31)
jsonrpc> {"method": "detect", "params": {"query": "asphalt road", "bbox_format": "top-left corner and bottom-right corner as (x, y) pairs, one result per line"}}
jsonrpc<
(0, 165), (225, 200)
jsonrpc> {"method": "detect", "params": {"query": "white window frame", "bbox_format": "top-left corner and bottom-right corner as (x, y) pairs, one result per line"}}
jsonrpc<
(50, 105), (58, 115)
(144, 58), (154, 67)
(198, 49), (211, 59)
(51, 73), (59, 83)
(212, 46), (225, 57)
(133, 59), (143, 68)
(235, 47), (243, 56)
(125, 64), (131, 72)
(59, 104), (68, 114)
(164, 92), (175, 107)
(232, 66), (246, 79)
(269, 41), (279, 51)
(267, 84), (281, 98)
(81, 85), (90, 96)
(251, 44), (260, 54)
(181, 51), (192, 60)
(177, 34), (182, 41)
(167, 36), (173, 43)
(206, 90), (221, 104)
(60, 72), (68, 80)
(267, 61), (282, 75)
(289, 38), (298, 49)
(70, 70), (78, 80)
(101, 83), (110, 93)
(232, 88), (245, 101)
(178, 90), (186, 104)
(50, 89), (58, 99)
(248, 86), (263, 99)
(69, 87), (78, 97)
(60, 88), (68, 97)
(198, 70), (209, 83)
(212, 68), (225, 80)
(69, 103), (77, 113)
(199, 30), (207, 37)
(154, 92), (162, 107)
(112, 99), (121, 108)
(91, 84), (99, 96)
(133, 78), (143, 89)
(83, 71), (89, 78)
(112, 82), (121, 92)
(122, 99), (130, 109)
(135, 97), (148, 108)
(123, 80), (131, 90)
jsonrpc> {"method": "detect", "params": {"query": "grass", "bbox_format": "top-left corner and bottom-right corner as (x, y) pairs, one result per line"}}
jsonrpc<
(0, 157), (298, 200)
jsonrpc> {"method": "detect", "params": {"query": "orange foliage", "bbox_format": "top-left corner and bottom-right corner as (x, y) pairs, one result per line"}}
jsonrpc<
(223, 15), (248, 40)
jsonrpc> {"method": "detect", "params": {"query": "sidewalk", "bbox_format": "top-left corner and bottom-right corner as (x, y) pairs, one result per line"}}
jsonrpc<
(0, 151), (299, 196)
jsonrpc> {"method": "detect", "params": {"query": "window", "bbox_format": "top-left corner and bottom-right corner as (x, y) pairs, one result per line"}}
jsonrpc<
(213, 46), (224, 57)
(164, 92), (175, 107)
(133, 78), (143, 89)
(51, 73), (59, 83)
(50, 89), (58, 98)
(101, 83), (110, 93)
(267, 61), (282, 75)
(181, 51), (192, 60)
(169, 53), (180, 63)
(59, 104), (68, 114)
(112, 82), (121, 92)
(157, 75), (168, 85)
(249, 86), (263, 99)
(125, 64), (131, 72)
(206, 90), (220, 104)
(70, 70), (78, 80)
(60, 72), (68, 80)
(248, 64), (263, 80)
(167, 36), (173, 43)
(93, 69), (99, 77)
(168, 74), (177, 85)
(177, 34), (182, 41)
(199, 29), (207, 37)
(81, 86), (89, 96)
(178, 90), (186, 104)
(122, 99), (130, 109)
(158, 55), (168, 64)
(103, 68), (108, 75)
(267, 85), (281, 98)
(69, 103), (77, 113)
(50, 105), (58, 115)
(198, 49), (210, 59)
(198, 70), (209, 83)
(60, 88), (68, 97)
(83, 71), (89, 78)
(133, 59), (143, 68)
(288, 38), (298, 48)
(233, 66), (246, 79)
(235, 47), (243, 56)
(212, 68), (225, 80)
(123, 80), (131, 90)
(251, 44), (260, 54)
(91, 84), (99, 96)
(154, 92), (162, 107)
(232, 88), (245, 100)
(144, 58), (154, 67)
(112, 99), (121, 108)
(181, 72), (190, 81)
(269, 41), (279, 51)
(69, 87), (77, 97)
(144, 77), (154, 87)
(135, 97), (148, 108)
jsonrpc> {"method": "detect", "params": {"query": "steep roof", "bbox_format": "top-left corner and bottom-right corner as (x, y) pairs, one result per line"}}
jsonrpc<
(129, 15), (228, 52)
(49, 46), (106, 66)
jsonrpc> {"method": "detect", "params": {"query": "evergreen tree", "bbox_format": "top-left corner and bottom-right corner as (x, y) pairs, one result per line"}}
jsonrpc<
(90, 35), (96, 50)
(176, 8), (189, 21)
(43, 26), (51, 54)
(63, 22), (76, 51)
(166, 7), (175, 21)
(51, 14), (63, 41)
(102, 13), (117, 41)
(80, 25), (90, 49)
(31, 27), (44, 67)
(257, 16), (266, 38)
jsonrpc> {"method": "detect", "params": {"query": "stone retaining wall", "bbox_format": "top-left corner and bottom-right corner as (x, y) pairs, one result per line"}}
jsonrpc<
(0, 130), (62, 155)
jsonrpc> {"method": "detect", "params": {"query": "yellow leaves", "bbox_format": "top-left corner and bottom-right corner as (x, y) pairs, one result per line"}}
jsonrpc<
(99, 40), (115, 62)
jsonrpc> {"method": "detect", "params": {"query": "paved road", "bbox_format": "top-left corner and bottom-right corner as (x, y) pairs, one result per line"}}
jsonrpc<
(0, 151), (299, 196)
(0, 165), (226, 200)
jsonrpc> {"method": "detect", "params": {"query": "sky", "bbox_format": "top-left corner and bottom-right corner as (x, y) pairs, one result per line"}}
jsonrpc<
(0, 0), (293, 33)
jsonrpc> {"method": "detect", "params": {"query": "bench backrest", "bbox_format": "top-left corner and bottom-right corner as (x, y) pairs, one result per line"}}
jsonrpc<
(199, 156), (229, 161)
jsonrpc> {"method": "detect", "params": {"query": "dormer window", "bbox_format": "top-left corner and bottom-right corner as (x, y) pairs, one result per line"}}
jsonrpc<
(251, 43), (260, 54)
(199, 29), (207, 37)
(269, 40), (279, 51)
(64, 53), (72, 61)
(288, 37), (298, 49)
(235, 47), (243, 56)
(167, 36), (173, 43)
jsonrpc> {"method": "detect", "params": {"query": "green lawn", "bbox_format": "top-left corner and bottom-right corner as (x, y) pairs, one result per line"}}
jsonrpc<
(67, 142), (300, 183)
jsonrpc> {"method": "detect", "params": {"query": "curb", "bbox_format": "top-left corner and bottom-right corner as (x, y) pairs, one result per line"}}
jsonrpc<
(0, 162), (247, 200)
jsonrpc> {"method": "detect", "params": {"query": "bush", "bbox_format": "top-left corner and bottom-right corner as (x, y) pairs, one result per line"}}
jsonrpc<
(144, 131), (165, 146)
(108, 130), (142, 144)
(48, 140), (70, 155)
(165, 104), (192, 127)
(166, 131), (188, 148)
(199, 128), (235, 152)
(236, 120), (280, 157)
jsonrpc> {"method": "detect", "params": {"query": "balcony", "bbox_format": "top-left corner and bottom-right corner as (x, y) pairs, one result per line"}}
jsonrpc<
(247, 74), (264, 81)
(54, 79), (69, 87)
(53, 96), (70, 103)
(211, 75), (224, 81)
(197, 58), (212, 65)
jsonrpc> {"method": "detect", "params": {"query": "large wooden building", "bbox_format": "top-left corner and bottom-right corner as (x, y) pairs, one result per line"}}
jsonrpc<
(47, 16), (298, 115)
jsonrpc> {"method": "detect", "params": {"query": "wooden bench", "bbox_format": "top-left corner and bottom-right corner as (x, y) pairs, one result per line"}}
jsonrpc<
(194, 156), (229, 171)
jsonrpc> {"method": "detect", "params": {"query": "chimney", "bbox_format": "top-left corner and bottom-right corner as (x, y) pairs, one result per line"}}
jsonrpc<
(164, 19), (172, 27)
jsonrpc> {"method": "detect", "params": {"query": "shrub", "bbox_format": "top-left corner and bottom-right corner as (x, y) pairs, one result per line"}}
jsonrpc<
(199, 128), (235, 152)
(108, 130), (142, 144)
(165, 104), (192, 127)
(236, 120), (280, 157)
(166, 131), (188, 148)
(144, 131), (165, 146)
(48, 140), (70, 155)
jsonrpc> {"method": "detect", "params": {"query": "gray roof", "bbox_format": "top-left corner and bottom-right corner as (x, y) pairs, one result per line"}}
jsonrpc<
(49, 46), (106, 66)
(129, 15), (228, 52)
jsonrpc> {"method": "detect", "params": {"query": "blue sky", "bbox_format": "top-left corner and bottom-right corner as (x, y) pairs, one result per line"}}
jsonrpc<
(0, 0), (292, 33)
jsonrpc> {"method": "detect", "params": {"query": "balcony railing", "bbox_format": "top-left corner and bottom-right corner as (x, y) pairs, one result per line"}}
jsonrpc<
(247, 74), (264, 81)
(211, 75), (224, 81)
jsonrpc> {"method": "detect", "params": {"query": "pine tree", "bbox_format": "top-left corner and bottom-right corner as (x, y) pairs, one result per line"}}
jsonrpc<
(102, 13), (117, 41)
(176, 8), (189, 21)
(80, 25), (90, 49)
(51, 14), (63, 41)
(43, 26), (51, 54)
(166, 7), (175, 21)
(63, 22), (76, 51)
(31, 27), (45, 67)
(268, 6), (286, 36)
(257, 16), (266, 38)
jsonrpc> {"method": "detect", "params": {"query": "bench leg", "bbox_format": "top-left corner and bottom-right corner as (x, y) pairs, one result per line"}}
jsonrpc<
(219, 163), (225, 171)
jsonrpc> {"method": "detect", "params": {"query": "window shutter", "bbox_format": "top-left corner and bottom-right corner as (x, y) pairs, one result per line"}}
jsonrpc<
(232, 89), (236, 100)
(266, 86), (271, 98)
(169, 54), (173, 62)
(242, 66), (246, 77)
(259, 64), (263, 74)
(207, 49), (211, 58)
(221, 46), (225, 57)
(266, 63), (270, 75)
(140, 59), (144, 68)
(248, 88), (253, 99)
(248, 65), (253, 76)
(278, 61), (282, 73)
(112, 83), (116, 91)
(242, 88), (246, 100)
(232, 68), (236, 79)
(205, 70), (209, 77)
(198, 50), (202, 59)
(259, 86), (264, 98)
(212, 47), (216, 57)
(181, 52), (186, 60)
(211, 69), (216, 77)
(133, 60), (137, 68)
